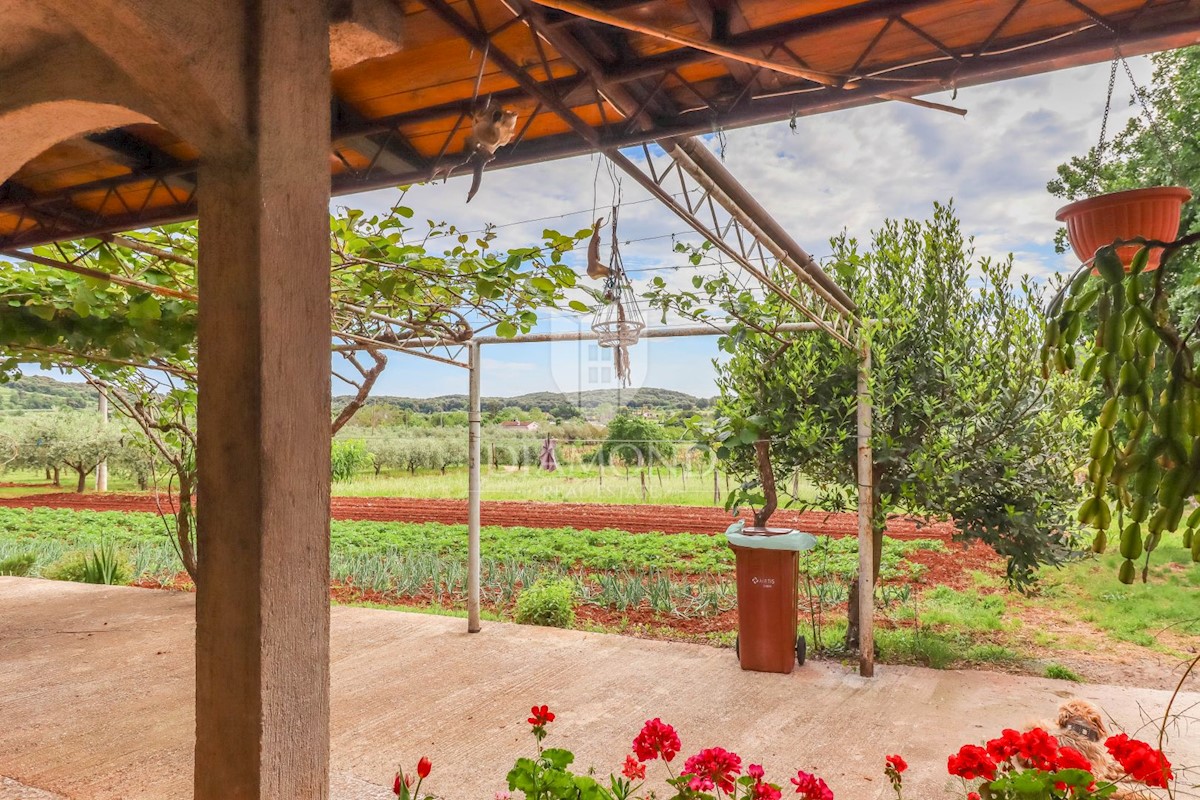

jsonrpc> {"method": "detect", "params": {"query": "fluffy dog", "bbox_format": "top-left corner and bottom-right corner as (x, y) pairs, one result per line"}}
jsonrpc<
(1028, 699), (1148, 799)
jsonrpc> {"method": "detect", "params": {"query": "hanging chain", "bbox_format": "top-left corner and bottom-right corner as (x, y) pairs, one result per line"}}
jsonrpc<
(1120, 47), (1181, 181)
(1089, 54), (1119, 194)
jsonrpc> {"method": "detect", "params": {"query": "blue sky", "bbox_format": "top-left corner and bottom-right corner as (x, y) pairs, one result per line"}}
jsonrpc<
(16, 57), (1153, 402)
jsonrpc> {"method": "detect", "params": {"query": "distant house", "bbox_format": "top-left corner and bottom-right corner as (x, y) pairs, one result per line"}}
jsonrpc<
(500, 420), (540, 432)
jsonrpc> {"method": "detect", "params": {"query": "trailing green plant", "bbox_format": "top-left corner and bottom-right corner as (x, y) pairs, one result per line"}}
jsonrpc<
(1042, 236), (1200, 582)
(515, 577), (576, 628)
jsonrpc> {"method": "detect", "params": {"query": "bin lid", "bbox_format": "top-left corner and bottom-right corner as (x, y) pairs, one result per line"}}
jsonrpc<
(725, 521), (818, 552)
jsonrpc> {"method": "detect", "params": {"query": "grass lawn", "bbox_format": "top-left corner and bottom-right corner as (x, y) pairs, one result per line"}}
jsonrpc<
(0, 468), (142, 498)
(333, 464), (819, 507)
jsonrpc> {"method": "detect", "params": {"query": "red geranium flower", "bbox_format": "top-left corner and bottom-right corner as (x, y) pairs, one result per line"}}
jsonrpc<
(985, 729), (1024, 763)
(416, 757), (432, 779)
(1053, 747), (1091, 773)
(885, 755), (907, 774)
(621, 754), (646, 780)
(1018, 728), (1061, 771)
(967, 794), (981, 800)
(748, 764), (765, 780)
(947, 745), (998, 782)
(683, 747), (742, 794)
(632, 718), (681, 763)
(790, 770), (833, 800)
(1106, 734), (1173, 788)
(528, 705), (555, 726)
(753, 780), (782, 800)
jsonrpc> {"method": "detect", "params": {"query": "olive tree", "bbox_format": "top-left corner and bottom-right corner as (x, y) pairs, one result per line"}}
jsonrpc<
(652, 203), (1090, 648)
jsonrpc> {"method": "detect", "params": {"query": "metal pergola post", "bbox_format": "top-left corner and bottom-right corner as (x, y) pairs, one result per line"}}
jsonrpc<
(467, 340), (483, 633)
(856, 336), (874, 678)
(459, 320), (880, 677)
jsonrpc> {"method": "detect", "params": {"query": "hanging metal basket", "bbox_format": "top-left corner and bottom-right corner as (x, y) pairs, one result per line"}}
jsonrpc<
(591, 277), (645, 349)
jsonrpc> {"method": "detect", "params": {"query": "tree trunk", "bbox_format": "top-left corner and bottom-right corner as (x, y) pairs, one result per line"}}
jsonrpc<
(74, 466), (89, 494)
(44, 467), (51, 481)
(52, 466), (60, 486)
(752, 438), (777, 527)
(176, 469), (199, 585)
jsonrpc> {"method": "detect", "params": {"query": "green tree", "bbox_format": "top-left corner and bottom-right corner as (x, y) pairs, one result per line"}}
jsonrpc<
(597, 412), (675, 469)
(15, 410), (123, 493)
(652, 203), (1089, 648)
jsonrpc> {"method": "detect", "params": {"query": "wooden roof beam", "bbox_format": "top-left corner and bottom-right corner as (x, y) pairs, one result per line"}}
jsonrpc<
(331, 96), (430, 180)
(85, 129), (196, 192)
(602, 0), (964, 83)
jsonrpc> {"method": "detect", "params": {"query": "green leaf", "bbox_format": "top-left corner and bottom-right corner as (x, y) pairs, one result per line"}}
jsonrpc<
(568, 300), (590, 313)
(541, 748), (575, 770)
(496, 320), (517, 338)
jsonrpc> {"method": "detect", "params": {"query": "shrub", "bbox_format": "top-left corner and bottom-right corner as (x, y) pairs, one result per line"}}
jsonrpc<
(0, 552), (36, 576)
(331, 439), (370, 482)
(43, 542), (130, 585)
(43, 551), (89, 582)
(515, 577), (576, 628)
(82, 540), (130, 585)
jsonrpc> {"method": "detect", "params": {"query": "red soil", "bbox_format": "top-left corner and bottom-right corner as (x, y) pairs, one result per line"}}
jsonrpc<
(0, 492), (960, 540)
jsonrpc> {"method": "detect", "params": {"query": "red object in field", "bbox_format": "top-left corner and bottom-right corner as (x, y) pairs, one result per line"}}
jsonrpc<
(730, 528), (802, 674)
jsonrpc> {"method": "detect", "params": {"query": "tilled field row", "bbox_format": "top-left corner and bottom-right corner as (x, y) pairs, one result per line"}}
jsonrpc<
(0, 490), (957, 539)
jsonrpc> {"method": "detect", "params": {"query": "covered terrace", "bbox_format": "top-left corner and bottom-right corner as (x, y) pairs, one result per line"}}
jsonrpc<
(1, 1), (1199, 798)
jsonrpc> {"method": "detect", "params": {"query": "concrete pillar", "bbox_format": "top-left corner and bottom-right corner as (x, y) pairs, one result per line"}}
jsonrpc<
(194, 2), (332, 798)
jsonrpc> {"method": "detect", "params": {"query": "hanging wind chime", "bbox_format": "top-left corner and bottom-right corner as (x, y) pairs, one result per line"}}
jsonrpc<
(1055, 46), (1191, 272)
(587, 205), (644, 386)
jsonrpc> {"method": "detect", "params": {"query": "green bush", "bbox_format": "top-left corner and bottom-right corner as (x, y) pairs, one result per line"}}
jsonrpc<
(43, 552), (89, 582)
(515, 577), (576, 628)
(43, 542), (130, 585)
(0, 552), (36, 576)
(331, 439), (370, 482)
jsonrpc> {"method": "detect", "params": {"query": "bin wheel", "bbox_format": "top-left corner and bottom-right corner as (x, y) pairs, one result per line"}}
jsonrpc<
(796, 635), (807, 666)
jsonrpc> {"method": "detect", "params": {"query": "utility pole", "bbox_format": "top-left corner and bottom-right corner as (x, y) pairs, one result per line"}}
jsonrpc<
(95, 385), (109, 491)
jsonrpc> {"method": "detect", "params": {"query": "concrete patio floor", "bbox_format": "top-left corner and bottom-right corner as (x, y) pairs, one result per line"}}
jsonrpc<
(1, 577), (1196, 800)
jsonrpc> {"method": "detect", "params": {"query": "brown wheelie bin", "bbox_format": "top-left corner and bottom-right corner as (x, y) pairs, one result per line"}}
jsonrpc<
(726, 525), (817, 674)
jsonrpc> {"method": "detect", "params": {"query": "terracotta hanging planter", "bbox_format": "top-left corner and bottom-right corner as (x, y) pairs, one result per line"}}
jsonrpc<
(1056, 186), (1192, 272)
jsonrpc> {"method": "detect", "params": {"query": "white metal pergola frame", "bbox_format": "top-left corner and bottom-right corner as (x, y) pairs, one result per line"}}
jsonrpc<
(403, 318), (876, 676)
